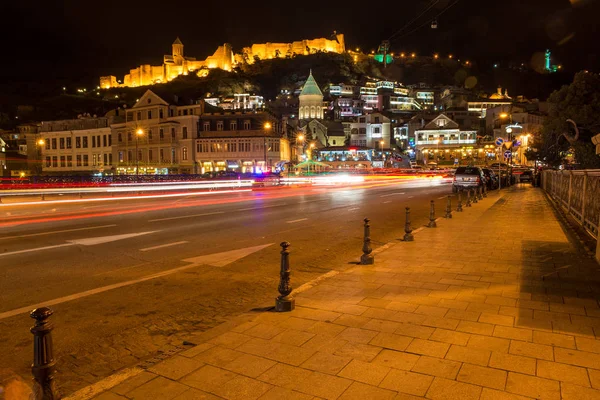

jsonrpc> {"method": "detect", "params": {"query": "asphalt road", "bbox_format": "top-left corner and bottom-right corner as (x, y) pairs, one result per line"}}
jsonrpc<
(0, 177), (456, 395)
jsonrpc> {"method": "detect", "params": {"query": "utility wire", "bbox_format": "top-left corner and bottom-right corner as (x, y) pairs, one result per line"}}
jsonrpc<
(387, 0), (440, 41)
(390, 0), (461, 43)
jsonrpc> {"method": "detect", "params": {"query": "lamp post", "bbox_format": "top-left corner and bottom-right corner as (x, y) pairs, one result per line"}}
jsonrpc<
(264, 122), (272, 173)
(308, 142), (315, 175)
(135, 128), (143, 180)
(380, 140), (384, 167)
(36, 138), (45, 175)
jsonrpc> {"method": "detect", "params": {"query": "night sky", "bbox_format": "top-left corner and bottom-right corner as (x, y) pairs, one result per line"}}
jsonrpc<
(2, 0), (599, 85)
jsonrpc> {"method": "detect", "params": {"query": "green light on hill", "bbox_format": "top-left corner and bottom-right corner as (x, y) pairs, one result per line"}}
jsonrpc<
(374, 54), (393, 64)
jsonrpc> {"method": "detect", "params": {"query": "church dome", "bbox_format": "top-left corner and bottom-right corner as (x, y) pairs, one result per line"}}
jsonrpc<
(300, 70), (323, 97)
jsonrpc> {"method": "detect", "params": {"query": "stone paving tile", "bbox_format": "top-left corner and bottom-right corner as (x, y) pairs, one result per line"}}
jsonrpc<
(126, 376), (189, 400)
(110, 371), (157, 396)
(148, 355), (204, 380)
(536, 359), (590, 387)
(493, 326), (533, 342)
(338, 359), (391, 386)
(457, 321), (495, 335)
(589, 369), (600, 390)
(362, 318), (402, 333)
(405, 338), (450, 358)
(429, 328), (470, 346)
(457, 363), (507, 390)
(508, 340), (553, 361)
(369, 332), (413, 351)
(207, 331), (253, 349)
(488, 352), (536, 375)
(179, 364), (237, 393)
(576, 337), (600, 354)
(95, 392), (128, 400)
(305, 321), (347, 337)
(553, 320), (596, 337)
(257, 386), (313, 399)
(393, 323), (435, 339)
(300, 351), (352, 375)
(338, 382), (397, 400)
(532, 330), (575, 349)
(411, 355), (461, 379)
(210, 374), (273, 400)
(554, 347), (600, 369)
(445, 344), (491, 366)
(445, 309), (481, 322)
(292, 371), (352, 400)
(180, 342), (215, 358)
(236, 337), (316, 366)
(479, 388), (533, 400)
(467, 335), (510, 353)
(270, 329), (315, 347)
(379, 369), (434, 396)
(505, 372), (560, 400)
(333, 314), (371, 328)
(222, 353), (277, 378)
(480, 313), (515, 327)
(257, 363), (312, 388)
(372, 349), (420, 370)
(561, 383), (600, 400)
(425, 377), (482, 400)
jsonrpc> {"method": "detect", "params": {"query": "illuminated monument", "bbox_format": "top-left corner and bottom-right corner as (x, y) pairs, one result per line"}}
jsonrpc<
(100, 33), (346, 89)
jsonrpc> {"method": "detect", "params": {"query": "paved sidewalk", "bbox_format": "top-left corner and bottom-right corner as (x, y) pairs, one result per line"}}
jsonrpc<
(69, 185), (600, 400)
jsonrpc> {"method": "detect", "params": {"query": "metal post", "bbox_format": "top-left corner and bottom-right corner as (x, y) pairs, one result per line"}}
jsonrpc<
(483, 183), (488, 198)
(360, 218), (374, 265)
(466, 190), (472, 207)
(135, 132), (139, 181)
(457, 191), (463, 212)
(427, 200), (437, 228)
(444, 196), (452, 218)
(403, 207), (414, 241)
(275, 242), (294, 312)
(30, 307), (60, 400)
(41, 193), (45, 201)
(472, 189), (478, 204)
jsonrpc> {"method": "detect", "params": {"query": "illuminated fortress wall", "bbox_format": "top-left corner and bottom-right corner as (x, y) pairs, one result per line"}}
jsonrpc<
(100, 34), (344, 89)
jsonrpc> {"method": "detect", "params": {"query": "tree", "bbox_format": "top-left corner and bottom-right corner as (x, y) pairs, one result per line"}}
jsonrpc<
(535, 71), (600, 169)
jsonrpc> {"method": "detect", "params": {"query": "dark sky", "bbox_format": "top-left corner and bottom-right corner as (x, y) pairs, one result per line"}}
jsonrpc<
(2, 0), (599, 85)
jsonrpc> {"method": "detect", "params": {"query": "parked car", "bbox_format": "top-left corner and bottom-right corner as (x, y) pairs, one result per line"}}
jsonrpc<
(518, 169), (533, 183)
(481, 168), (499, 190)
(452, 166), (485, 193)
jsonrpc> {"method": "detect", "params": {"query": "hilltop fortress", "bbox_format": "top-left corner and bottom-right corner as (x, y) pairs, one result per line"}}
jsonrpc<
(100, 33), (345, 89)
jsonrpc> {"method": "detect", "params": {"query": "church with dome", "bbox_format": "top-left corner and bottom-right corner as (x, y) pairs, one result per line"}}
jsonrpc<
(298, 70), (324, 120)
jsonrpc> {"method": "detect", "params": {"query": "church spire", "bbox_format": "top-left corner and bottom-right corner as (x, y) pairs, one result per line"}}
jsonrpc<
(300, 70), (323, 96)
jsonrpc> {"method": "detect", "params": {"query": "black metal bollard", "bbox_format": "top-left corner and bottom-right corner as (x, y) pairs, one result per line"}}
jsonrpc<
(427, 200), (437, 228)
(41, 193), (45, 201)
(360, 218), (374, 265)
(457, 191), (463, 212)
(472, 189), (478, 204)
(30, 307), (60, 400)
(403, 207), (414, 241)
(275, 242), (295, 312)
(466, 190), (472, 207)
(444, 196), (452, 218)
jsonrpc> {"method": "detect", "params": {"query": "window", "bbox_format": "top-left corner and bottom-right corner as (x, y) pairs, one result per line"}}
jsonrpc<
(93, 154), (97, 166)
(203, 122), (210, 131)
(313, 128), (316, 134)
(109, 153), (113, 165)
(171, 148), (176, 163)
(60, 156), (65, 167)
(159, 129), (164, 139)
(67, 155), (72, 167)
(159, 109), (164, 119)
(171, 128), (176, 138)
(359, 128), (367, 135)
(97, 136), (101, 146)
(46, 139), (50, 148)
(108, 135), (112, 146)
(230, 142), (237, 152)
(230, 121), (237, 130)
(182, 126), (188, 139)
(333, 140), (336, 145)
(217, 121), (223, 131)
(137, 149), (142, 161)
(373, 127), (381, 133)
(127, 132), (132, 141)
(137, 111), (142, 120)
(66, 137), (72, 149)
(52, 156), (58, 167)
(83, 137), (88, 148)
(359, 117), (366, 123)
(147, 98), (151, 104)
(148, 129), (153, 140)
(182, 147), (188, 161)
(92, 136), (96, 148)
(374, 116), (380, 123)
(103, 135), (107, 147)
(148, 149), (153, 161)
(160, 148), (164, 161)
(127, 150), (132, 161)
(118, 152), (123, 163)
(243, 120), (251, 130)
(51, 138), (57, 149)
(436, 119), (447, 127)
(103, 154), (108, 166)
(117, 133), (122, 143)
(45, 156), (51, 167)
(147, 110), (152, 119)
(76, 155), (82, 166)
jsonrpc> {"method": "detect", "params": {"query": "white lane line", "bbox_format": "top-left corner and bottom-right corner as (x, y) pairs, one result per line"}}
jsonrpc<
(286, 218), (308, 223)
(237, 203), (287, 211)
(383, 201), (392, 204)
(148, 211), (224, 222)
(0, 243), (74, 257)
(380, 192), (405, 198)
(408, 196), (415, 199)
(348, 207), (359, 211)
(0, 224), (116, 240)
(139, 241), (189, 252)
(438, 196), (447, 199)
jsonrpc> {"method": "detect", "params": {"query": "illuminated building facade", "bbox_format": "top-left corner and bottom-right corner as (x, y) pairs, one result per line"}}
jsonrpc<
(349, 113), (391, 149)
(239, 33), (345, 63)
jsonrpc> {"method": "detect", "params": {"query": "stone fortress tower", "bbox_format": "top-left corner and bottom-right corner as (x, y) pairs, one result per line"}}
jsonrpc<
(298, 70), (323, 120)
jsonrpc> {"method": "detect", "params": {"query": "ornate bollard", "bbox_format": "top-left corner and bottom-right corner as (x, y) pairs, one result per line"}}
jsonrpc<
(403, 207), (414, 241)
(427, 200), (437, 228)
(275, 242), (295, 312)
(444, 196), (452, 218)
(360, 218), (374, 265)
(30, 307), (60, 400)
(457, 191), (463, 212)
(472, 189), (478, 204)
(465, 190), (472, 207)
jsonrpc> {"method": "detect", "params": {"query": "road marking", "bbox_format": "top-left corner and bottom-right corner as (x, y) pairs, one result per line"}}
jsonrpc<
(148, 211), (224, 222)
(438, 196), (447, 199)
(0, 224), (116, 240)
(0, 231), (158, 258)
(383, 201), (392, 204)
(237, 203), (287, 211)
(380, 192), (405, 197)
(0, 244), (273, 321)
(66, 367), (144, 400)
(286, 218), (308, 223)
(348, 207), (359, 211)
(408, 196), (414, 199)
(139, 241), (189, 252)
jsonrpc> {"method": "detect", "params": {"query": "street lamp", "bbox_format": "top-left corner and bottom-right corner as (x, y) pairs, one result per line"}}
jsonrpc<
(36, 139), (45, 175)
(263, 122), (272, 173)
(135, 128), (143, 179)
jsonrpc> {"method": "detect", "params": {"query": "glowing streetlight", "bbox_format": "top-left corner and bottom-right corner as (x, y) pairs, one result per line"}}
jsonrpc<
(499, 113), (509, 119)
(264, 122), (272, 130)
(135, 129), (144, 179)
(37, 139), (45, 146)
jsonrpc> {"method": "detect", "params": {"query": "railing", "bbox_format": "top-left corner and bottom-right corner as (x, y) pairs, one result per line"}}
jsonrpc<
(542, 169), (600, 238)
(416, 139), (477, 145)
